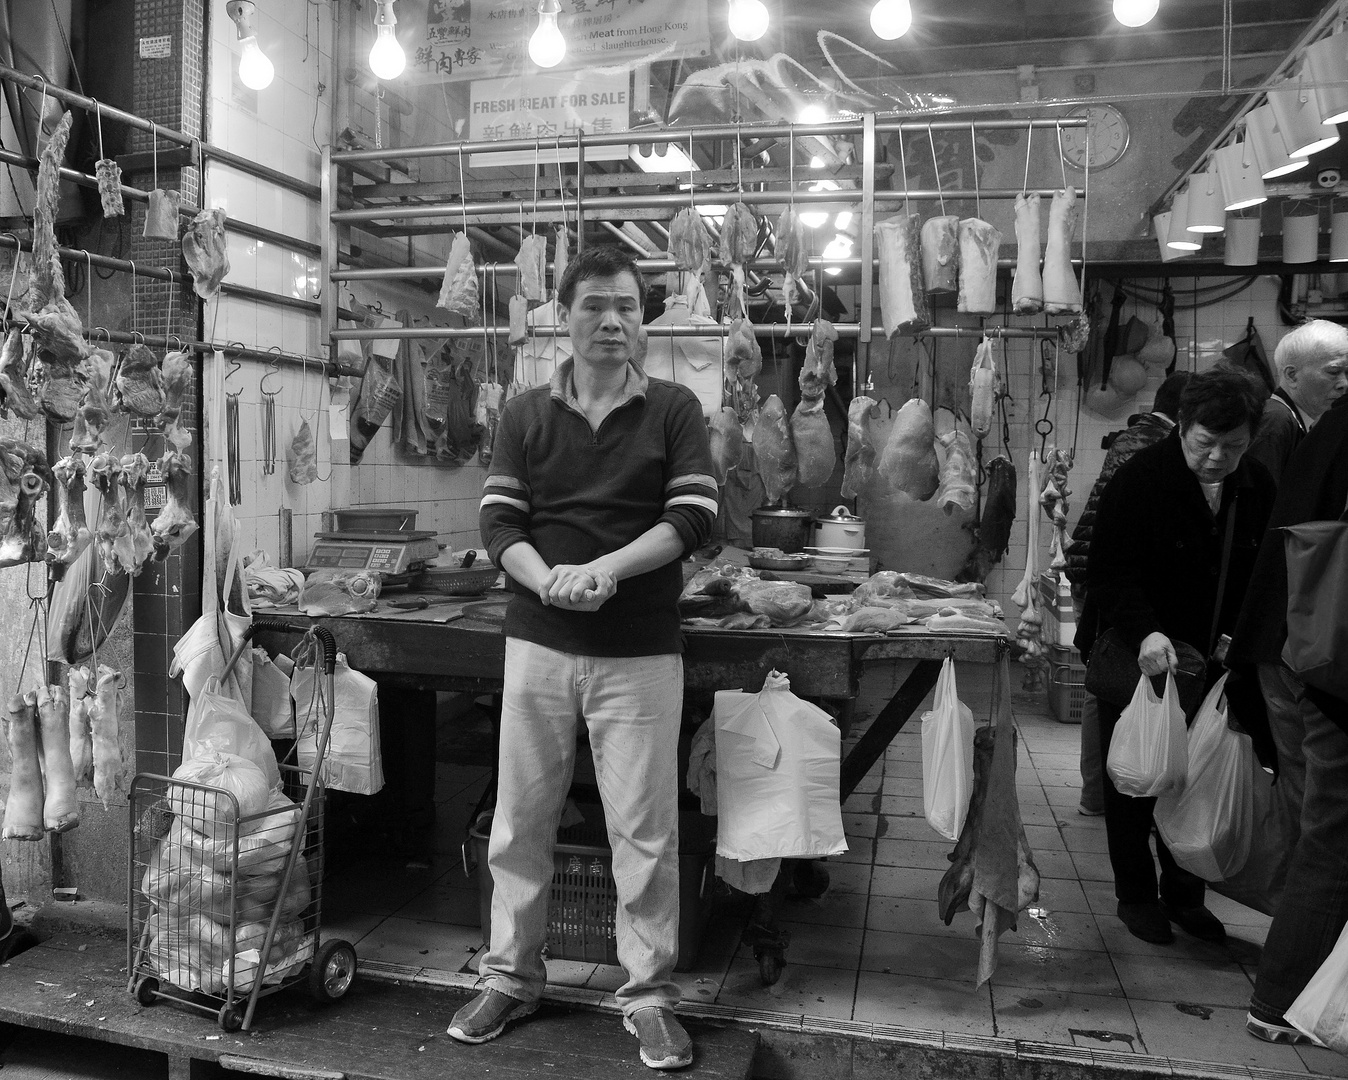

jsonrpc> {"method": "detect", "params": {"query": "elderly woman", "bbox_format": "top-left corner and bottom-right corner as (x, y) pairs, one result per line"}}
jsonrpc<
(1079, 369), (1275, 945)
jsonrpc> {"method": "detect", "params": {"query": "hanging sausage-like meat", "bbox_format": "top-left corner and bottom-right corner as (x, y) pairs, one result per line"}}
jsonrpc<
(1011, 193), (1043, 314)
(1043, 187), (1083, 315)
(921, 215), (960, 296)
(957, 218), (1001, 315)
(877, 397), (939, 500)
(969, 336), (999, 442)
(876, 213), (928, 337)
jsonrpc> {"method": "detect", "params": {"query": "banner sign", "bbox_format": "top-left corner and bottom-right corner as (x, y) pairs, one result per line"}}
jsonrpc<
(468, 70), (630, 166)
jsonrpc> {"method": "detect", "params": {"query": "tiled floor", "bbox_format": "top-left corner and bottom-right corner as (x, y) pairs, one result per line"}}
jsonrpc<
(322, 663), (1347, 1077)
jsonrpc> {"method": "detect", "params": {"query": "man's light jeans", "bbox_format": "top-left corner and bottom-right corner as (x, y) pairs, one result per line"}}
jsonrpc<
(481, 637), (684, 1016)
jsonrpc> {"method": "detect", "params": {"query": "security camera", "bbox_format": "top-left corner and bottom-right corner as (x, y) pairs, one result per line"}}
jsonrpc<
(1317, 167), (1342, 189)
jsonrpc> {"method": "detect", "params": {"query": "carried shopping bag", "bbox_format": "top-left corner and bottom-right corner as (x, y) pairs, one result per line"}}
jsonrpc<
(921, 657), (976, 842)
(251, 648), (295, 739)
(1287, 918), (1348, 1051)
(1106, 672), (1188, 798)
(1208, 755), (1288, 916)
(291, 653), (383, 795)
(1282, 501), (1348, 702)
(1154, 674), (1255, 880)
(712, 670), (847, 862)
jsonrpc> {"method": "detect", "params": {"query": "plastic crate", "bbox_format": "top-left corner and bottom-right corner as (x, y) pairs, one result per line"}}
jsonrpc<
(1047, 644), (1087, 725)
(470, 804), (713, 970)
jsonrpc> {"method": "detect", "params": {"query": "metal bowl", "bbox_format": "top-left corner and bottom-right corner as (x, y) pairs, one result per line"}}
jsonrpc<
(810, 554), (853, 573)
(412, 565), (501, 595)
(748, 554), (812, 571)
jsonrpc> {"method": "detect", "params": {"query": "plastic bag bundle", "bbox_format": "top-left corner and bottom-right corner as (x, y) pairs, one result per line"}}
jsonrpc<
(298, 569), (380, 616)
(142, 839), (233, 920)
(1105, 672), (1188, 798)
(168, 750), (272, 840)
(1154, 675), (1254, 881)
(226, 917), (310, 992)
(146, 912), (229, 994)
(168, 788), (299, 877)
(182, 677), (282, 791)
(921, 657), (976, 841)
(234, 853), (312, 923)
(144, 189), (181, 240)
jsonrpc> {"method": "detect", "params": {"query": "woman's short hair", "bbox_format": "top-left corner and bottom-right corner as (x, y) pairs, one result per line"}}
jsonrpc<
(557, 245), (648, 310)
(1178, 368), (1266, 436)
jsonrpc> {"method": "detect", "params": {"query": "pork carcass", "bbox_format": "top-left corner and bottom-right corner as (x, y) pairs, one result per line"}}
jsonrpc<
(2, 692), (43, 840)
(1011, 193), (1044, 314)
(935, 428), (976, 514)
(182, 208), (230, 299)
(515, 233), (547, 302)
(90, 453), (132, 576)
(88, 664), (123, 810)
(151, 450), (197, 559)
(1043, 187), (1082, 315)
(119, 453), (155, 573)
(969, 336), (998, 442)
(709, 407), (745, 486)
(841, 396), (883, 499)
(877, 397), (938, 500)
(0, 439), (52, 567)
(0, 329), (39, 419)
(754, 395), (797, 505)
(876, 213), (928, 336)
(159, 351), (194, 451)
(70, 350), (114, 454)
(775, 206), (809, 307)
(68, 666), (93, 783)
(115, 342), (166, 416)
(957, 218), (1002, 315)
(46, 455), (91, 567)
(920, 215), (960, 296)
(37, 685), (78, 833)
(726, 317), (761, 381)
(720, 202), (758, 315)
(437, 231), (479, 316)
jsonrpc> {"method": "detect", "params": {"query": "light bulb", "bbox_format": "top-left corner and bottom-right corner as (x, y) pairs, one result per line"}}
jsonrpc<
(370, 23), (406, 79)
(809, 155), (825, 169)
(529, 6), (566, 68)
(870, 0), (912, 40)
(822, 235), (852, 259)
(728, 0), (769, 41)
(798, 103), (828, 125)
(799, 209), (828, 228)
(238, 37), (274, 90)
(834, 211), (853, 230)
(1112, 0), (1159, 28)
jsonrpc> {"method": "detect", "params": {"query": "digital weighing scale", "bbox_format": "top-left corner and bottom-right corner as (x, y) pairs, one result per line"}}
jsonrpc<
(304, 530), (441, 576)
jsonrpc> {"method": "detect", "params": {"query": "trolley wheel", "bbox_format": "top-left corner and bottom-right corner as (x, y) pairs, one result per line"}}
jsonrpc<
(309, 940), (357, 1003)
(133, 976), (159, 1006)
(218, 1004), (245, 1032)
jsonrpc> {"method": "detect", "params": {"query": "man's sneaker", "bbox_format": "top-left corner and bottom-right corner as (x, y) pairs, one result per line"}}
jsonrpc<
(624, 1006), (693, 1070)
(1247, 1009), (1320, 1045)
(447, 988), (538, 1044)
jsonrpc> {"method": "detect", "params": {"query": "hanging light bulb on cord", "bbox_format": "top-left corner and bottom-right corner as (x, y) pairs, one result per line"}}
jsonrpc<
(529, 0), (566, 68)
(728, 0), (769, 41)
(225, 1), (274, 90)
(870, 0), (912, 40)
(1112, 0), (1159, 28)
(369, 0), (406, 80)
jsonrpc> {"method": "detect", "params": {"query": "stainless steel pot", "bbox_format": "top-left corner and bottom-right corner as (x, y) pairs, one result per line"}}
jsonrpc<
(814, 505), (866, 550)
(750, 506), (814, 553)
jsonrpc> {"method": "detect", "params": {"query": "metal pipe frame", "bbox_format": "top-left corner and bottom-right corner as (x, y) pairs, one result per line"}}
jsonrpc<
(331, 323), (1062, 342)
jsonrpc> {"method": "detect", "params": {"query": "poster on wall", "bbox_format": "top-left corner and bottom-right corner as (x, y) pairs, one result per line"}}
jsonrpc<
(468, 70), (630, 166)
(407, 0), (711, 84)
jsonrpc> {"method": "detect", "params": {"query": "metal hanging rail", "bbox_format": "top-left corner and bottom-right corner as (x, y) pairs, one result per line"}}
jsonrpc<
(331, 323), (1064, 342)
(0, 232), (183, 285)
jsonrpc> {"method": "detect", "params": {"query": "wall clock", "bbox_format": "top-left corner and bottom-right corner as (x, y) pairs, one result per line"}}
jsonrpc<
(1059, 104), (1130, 172)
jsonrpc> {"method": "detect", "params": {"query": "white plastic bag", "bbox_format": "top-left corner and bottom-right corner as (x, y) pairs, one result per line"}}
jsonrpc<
(1288, 919), (1348, 1051)
(1106, 672), (1188, 798)
(921, 657), (976, 841)
(1154, 674), (1255, 880)
(168, 751), (272, 841)
(251, 648), (295, 739)
(291, 654), (384, 795)
(712, 670), (847, 861)
(183, 676), (282, 792)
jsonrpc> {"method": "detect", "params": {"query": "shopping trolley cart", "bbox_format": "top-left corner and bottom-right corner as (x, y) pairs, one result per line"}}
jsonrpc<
(127, 619), (356, 1032)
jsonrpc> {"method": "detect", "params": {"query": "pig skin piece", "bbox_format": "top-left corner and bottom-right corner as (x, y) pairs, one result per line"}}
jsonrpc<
(70, 350), (114, 454)
(958, 455), (1017, 583)
(709, 407), (744, 486)
(957, 218), (1002, 315)
(920, 215), (960, 295)
(182, 208), (230, 299)
(115, 343), (167, 417)
(876, 214), (928, 336)
(753, 395), (798, 506)
(841, 396), (883, 499)
(68, 666), (93, 783)
(1011, 193), (1044, 314)
(969, 337), (998, 442)
(877, 397), (939, 501)
(935, 428), (976, 514)
(1043, 187), (1082, 315)
(47, 455), (91, 566)
(159, 351), (194, 451)
(0, 329), (39, 420)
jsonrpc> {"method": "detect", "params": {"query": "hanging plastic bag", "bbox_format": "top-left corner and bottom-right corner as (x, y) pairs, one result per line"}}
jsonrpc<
(251, 648), (295, 739)
(1105, 671), (1188, 798)
(921, 657), (976, 842)
(182, 676), (282, 792)
(349, 345), (402, 464)
(1153, 674), (1254, 880)
(291, 654), (383, 795)
(712, 670), (847, 861)
(1287, 919), (1348, 1051)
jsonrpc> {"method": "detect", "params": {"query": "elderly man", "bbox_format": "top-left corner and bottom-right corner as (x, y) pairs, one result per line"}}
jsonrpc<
(448, 246), (718, 1071)
(1246, 318), (1348, 485)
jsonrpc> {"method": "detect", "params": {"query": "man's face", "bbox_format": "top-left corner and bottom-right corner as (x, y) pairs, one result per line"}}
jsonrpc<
(1288, 349), (1348, 420)
(560, 272), (643, 370)
(1180, 422), (1252, 484)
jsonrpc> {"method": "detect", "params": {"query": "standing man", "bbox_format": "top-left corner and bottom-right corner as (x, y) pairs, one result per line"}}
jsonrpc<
(449, 246), (718, 1071)
(1245, 318), (1348, 485)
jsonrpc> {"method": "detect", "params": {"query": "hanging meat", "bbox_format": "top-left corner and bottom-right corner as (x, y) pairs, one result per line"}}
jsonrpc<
(2, 692), (43, 841)
(969, 336), (999, 442)
(754, 395), (797, 505)
(0, 329), (39, 420)
(957, 218), (1002, 315)
(0, 439), (52, 567)
(719, 202), (758, 316)
(46, 456), (91, 567)
(841, 396), (883, 498)
(68, 666), (93, 784)
(70, 350), (114, 454)
(1011, 193), (1044, 314)
(119, 452), (155, 573)
(1011, 452), (1045, 662)
(433, 358), (483, 465)
(1043, 187), (1082, 315)
(151, 450), (197, 558)
(159, 351), (194, 451)
(88, 664), (123, 810)
(670, 207), (712, 273)
(115, 342), (167, 416)
(775, 207), (809, 308)
(959, 455), (1017, 582)
(876, 213), (927, 336)
(708, 407), (745, 486)
(920, 215), (960, 296)
(516, 233), (548, 302)
(182, 208), (230, 300)
(90, 453), (132, 576)
(877, 397), (939, 500)
(935, 428), (976, 514)
(28, 112), (73, 313)
(35, 341), (89, 423)
(507, 293), (528, 346)
(553, 225), (570, 295)
(437, 231), (479, 316)
(37, 685), (78, 833)
(1039, 448), (1073, 571)
(726, 316), (762, 382)
(790, 320), (839, 489)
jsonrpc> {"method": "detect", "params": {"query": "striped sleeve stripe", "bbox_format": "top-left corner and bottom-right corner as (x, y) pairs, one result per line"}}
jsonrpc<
(484, 474), (529, 494)
(666, 473), (718, 492)
(480, 493), (530, 513)
(665, 494), (719, 515)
